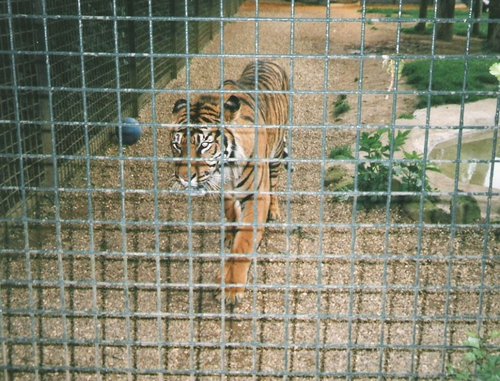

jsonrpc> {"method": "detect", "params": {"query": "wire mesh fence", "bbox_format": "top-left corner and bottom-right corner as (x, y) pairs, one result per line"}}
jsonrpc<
(1, 0), (499, 379)
(0, 0), (242, 219)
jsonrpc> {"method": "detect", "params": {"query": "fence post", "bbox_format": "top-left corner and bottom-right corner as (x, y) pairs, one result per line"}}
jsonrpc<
(169, 0), (178, 79)
(192, 0), (200, 54)
(126, 0), (138, 117)
(209, 0), (214, 40)
(33, 0), (54, 192)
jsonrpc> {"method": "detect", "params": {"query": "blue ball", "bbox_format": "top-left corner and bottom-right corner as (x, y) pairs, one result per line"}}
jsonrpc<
(117, 117), (143, 146)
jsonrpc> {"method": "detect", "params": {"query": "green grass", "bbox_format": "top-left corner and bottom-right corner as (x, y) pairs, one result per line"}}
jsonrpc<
(364, 7), (489, 39)
(402, 59), (498, 107)
(447, 331), (500, 381)
(398, 113), (415, 119)
(329, 145), (353, 160)
(332, 95), (351, 118)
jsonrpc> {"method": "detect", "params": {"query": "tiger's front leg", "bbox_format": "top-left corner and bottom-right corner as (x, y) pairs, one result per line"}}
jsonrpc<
(223, 196), (240, 248)
(217, 194), (270, 305)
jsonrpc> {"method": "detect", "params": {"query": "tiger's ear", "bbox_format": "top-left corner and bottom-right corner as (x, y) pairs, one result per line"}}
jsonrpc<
(224, 95), (240, 121)
(172, 99), (187, 114)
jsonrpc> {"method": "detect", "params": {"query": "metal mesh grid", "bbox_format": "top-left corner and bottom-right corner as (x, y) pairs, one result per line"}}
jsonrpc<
(1, 0), (499, 379)
(0, 0), (239, 219)
(47, 1), (129, 183)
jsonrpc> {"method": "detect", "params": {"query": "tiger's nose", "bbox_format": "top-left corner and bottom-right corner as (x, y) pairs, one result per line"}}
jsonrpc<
(178, 173), (198, 188)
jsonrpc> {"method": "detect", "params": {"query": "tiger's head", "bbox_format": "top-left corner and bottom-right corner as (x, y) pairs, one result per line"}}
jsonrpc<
(170, 95), (241, 194)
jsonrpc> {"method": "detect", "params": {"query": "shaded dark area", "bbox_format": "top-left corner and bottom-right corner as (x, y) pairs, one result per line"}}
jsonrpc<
(0, 0), (244, 219)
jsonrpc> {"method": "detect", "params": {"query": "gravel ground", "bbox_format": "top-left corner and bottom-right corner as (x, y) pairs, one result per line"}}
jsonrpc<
(2, 1), (498, 380)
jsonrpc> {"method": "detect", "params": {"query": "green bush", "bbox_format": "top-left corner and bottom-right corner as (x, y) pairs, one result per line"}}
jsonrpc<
(398, 149), (439, 192)
(447, 332), (500, 381)
(330, 128), (438, 208)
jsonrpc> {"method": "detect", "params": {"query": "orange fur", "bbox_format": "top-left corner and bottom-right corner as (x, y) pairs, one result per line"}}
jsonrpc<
(171, 61), (289, 304)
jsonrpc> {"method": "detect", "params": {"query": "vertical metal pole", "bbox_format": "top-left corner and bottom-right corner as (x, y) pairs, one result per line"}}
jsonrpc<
(126, 0), (138, 117)
(348, 0), (369, 375)
(440, 4), (476, 375)
(208, 0), (214, 40)
(182, 1), (196, 377)
(283, 0), (297, 379)
(33, 0), (54, 193)
(251, 2), (261, 378)
(192, 0), (200, 54)
(146, 0), (166, 379)
(410, 0), (440, 374)
(378, 0), (405, 375)
(75, 0), (102, 378)
(316, 0), (332, 376)
(38, 0), (71, 379)
(169, 0), (178, 79)
(111, 0), (134, 379)
(218, 0), (228, 375)
(6, 1), (41, 379)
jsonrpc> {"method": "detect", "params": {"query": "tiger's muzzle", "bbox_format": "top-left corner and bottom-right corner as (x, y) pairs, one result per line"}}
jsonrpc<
(175, 167), (211, 196)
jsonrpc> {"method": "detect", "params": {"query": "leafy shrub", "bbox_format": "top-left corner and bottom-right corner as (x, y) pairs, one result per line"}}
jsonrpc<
(329, 128), (438, 207)
(447, 332), (500, 381)
(397, 149), (439, 192)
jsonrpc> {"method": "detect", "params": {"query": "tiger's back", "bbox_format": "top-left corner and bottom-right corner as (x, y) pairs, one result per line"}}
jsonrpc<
(229, 61), (289, 125)
(223, 61), (289, 161)
(222, 61), (290, 215)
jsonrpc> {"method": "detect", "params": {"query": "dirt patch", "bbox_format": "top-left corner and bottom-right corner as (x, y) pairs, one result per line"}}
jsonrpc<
(2, 1), (498, 379)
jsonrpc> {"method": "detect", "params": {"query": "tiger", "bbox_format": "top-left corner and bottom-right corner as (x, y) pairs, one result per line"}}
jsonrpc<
(170, 61), (290, 305)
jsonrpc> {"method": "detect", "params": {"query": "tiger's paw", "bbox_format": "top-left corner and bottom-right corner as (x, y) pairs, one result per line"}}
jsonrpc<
(268, 195), (281, 221)
(215, 260), (249, 306)
(215, 287), (245, 306)
(268, 205), (281, 221)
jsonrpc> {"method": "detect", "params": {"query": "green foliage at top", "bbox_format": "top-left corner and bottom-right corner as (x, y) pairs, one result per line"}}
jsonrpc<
(402, 59), (498, 108)
(447, 331), (500, 381)
(363, 7), (489, 38)
(329, 128), (439, 207)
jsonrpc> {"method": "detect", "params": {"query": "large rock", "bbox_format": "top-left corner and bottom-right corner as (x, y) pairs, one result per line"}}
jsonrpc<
(324, 165), (354, 201)
(401, 198), (451, 224)
(452, 195), (481, 224)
